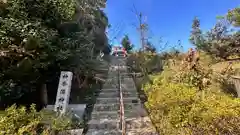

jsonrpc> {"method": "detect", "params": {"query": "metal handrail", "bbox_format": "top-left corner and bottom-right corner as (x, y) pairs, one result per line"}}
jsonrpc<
(118, 64), (126, 135)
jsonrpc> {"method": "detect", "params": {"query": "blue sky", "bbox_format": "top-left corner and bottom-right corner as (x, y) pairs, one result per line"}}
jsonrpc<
(104, 0), (240, 52)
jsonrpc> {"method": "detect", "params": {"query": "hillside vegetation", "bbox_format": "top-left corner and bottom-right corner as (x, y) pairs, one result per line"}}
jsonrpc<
(129, 6), (240, 135)
(144, 51), (240, 134)
(0, 0), (109, 134)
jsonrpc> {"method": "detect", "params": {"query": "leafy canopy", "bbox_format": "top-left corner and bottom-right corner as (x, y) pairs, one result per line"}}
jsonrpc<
(189, 7), (240, 61)
(121, 35), (133, 53)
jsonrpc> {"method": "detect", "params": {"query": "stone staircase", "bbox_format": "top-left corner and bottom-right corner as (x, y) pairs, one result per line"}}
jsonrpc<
(120, 64), (158, 135)
(85, 56), (158, 135)
(86, 70), (122, 135)
(122, 77), (158, 135)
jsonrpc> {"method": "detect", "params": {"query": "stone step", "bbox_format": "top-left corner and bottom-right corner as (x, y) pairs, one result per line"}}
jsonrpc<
(126, 130), (159, 135)
(125, 117), (152, 129)
(58, 129), (84, 135)
(91, 111), (119, 119)
(121, 85), (136, 89)
(121, 88), (138, 92)
(103, 86), (119, 89)
(124, 109), (148, 118)
(122, 97), (140, 104)
(96, 97), (119, 104)
(85, 129), (122, 135)
(121, 80), (135, 83)
(122, 86), (136, 90)
(121, 84), (136, 88)
(93, 104), (120, 111)
(104, 80), (118, 84)
(125, 117), (158, 135)
(100, 88), (119, 92)
(122, 96), (139, 100)
(98, 92), (119, 98)
(88, 119), (120, 130)
(98, 92), (118, 96)
(124, 103), (142, 111)
(122, 91), (138, 97)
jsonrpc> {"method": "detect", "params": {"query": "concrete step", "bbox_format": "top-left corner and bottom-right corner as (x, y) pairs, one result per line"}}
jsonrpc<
(121, 83), (136, 88)
(122, 97), (140, 104)
(58, 129), (84, 135)
(91, 111), (119, 119)
(126, 130), (159, 135)
(88, 119), (120, 130)
(85, 129), (122, 135)
(98, 92), (119, 98)
(124, 109), (148, 118)
(100, 88), (119, 92)
(96, 97), (119, 104)
(122, 91), (138, 97)
(125, 117), (158, 135)
(121, 88), (138, 92)
(103, 86), (119, 89)
(126, 118), (151, 129)
(124, 103), (142, 111)
(122, 86), (136, 90)
(93, 104), (120, 112)
(122, 96), (139, 101)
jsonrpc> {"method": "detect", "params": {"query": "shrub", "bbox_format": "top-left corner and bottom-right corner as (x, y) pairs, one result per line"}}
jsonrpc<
(172, 49), (213, 91)
(0, 104), (71, 135)
(127, 52), (163, 74)
(144, 75), (240, 135)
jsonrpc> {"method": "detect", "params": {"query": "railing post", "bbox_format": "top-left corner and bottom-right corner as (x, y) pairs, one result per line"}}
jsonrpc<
(231, 76), (240, 98)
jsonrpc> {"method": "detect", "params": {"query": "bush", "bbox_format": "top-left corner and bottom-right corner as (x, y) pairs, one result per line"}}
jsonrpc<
(127, 52), (163, 74)
(0, 104), (71, 135)
(144, 74), (240, 135)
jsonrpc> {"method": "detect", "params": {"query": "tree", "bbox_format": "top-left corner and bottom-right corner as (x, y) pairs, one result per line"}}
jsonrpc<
(189, 17), (205, 50)
(145, 41), (156, 53)
(121, 35), (133, 53)
(227, 7), (240, 27)
(0, 0), (109, 109)
(189, 9), (240, 61)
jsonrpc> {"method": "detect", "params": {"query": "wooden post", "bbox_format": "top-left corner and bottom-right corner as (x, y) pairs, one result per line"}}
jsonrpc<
(231, 76), (240, 98)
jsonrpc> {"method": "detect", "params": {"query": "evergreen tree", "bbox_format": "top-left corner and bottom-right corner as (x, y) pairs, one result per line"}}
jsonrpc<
(121, 35), (133, 53)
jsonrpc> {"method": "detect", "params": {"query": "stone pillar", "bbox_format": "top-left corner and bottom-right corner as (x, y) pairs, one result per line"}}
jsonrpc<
(54, 71), (73, 114)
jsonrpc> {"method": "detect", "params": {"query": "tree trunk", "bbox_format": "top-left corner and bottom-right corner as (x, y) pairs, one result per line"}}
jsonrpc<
(40, 83), (48, 108)
(76, 74), (82, 89)
(81, 76), (89, 89)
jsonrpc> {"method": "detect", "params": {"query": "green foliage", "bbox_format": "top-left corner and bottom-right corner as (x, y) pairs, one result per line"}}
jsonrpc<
(174, 50), (213, 90)
(145, 41), (156, 53)
(189, 17), (204, 49)
(227, 7), (240, 27)
(189, 8), (240, 60)
(144, 74), (240, 135)
(127, 52), (163, 74)
(121, 35), (133, 53)
(0, 0), (109, 106)
(0, 104), (71, 135)
(141, 48), (240, 134)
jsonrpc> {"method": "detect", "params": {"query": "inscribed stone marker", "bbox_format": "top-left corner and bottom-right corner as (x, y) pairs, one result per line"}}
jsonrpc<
(54, 71), (73, 114)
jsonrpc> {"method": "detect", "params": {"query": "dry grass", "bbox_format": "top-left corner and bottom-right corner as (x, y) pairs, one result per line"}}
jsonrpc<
(211, 61), (240, 73)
